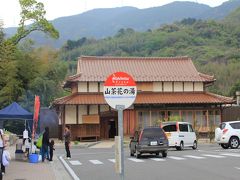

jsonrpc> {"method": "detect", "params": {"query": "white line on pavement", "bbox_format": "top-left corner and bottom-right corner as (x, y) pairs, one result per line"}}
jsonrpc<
(235, 167), (240, 170)
(221, 153), (240, 157)
(150, 158), (166, 162)
(59, 156), (80, 180)
(108, 159), (116, 163)
(89, 160), (104, 165)
(201, 154), (226, 158)
(183, 155), (206, 159)
(128, 158), (144, 162)
(69, 160), (82, 165)
(168, 156), (186, 160)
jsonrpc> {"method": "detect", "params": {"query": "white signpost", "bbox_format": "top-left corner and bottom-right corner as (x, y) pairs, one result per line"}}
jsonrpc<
(103, 72), (137, 180)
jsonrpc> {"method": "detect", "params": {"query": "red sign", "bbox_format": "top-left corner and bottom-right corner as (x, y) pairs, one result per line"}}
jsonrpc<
(103, 72), (137, 110)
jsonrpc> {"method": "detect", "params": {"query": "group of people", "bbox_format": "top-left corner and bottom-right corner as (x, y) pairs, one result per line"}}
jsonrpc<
(40, 125), (71, 162)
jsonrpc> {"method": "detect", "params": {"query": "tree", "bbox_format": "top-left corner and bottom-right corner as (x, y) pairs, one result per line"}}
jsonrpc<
(9, 0), (59, 45)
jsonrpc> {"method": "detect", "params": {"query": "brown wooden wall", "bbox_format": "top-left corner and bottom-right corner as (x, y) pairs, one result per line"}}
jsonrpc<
(222, 106), (240, 122)
(123, 109), (136, 136)
(59, 124), (100, 140)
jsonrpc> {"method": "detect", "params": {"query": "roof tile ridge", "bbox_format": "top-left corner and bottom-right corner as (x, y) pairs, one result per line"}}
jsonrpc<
(78, 56), (190, 60)
(67, 73), (82, 81)
(205, 92), (234, 101)
(198, 72), (215, 81)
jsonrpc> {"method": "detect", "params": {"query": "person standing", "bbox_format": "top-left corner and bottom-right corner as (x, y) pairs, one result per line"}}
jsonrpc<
(64, 125), (71, 159)
(23, 129), (28, 144)
(41, 127), (49, 162)
(0, 129), (6, 176)
(49, 140), (55, 162)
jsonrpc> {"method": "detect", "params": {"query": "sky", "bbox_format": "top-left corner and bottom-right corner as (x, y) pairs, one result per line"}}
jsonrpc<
(0, 0), (228, 28)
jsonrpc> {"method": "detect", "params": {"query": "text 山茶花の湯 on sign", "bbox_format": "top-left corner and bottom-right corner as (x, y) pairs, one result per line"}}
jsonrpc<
(103, 72), (137, 110)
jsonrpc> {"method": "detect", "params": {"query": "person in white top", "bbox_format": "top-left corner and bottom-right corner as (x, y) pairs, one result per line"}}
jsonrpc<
(23, 129), (28, 144)
(0, 129), (6, 175)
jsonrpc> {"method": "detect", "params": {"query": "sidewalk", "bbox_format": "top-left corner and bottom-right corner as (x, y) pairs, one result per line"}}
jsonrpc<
(4, 145), (72, 180)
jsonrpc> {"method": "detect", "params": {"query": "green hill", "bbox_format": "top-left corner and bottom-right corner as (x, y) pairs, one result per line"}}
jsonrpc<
(4, 0), (240, 48)
(59, 8), (240, 96)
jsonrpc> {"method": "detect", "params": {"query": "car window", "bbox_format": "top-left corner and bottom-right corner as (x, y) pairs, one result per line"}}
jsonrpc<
(142, 128), (164, 139)
(219, 123), (226, 130)
(230, 122), (240, 129)
(188, 124), (194, 132)
(162, 124), (177, 132)
(179, 124), (188, 132)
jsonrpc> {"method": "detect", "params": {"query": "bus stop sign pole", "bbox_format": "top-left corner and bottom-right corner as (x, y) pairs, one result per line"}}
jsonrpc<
(116, 105), (125, 180)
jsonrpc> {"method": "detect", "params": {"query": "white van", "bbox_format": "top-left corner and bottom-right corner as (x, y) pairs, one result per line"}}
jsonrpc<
(162, 122), (197, 150)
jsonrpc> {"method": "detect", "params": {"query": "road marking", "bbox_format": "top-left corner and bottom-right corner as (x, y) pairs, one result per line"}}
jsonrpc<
(59, 156), (80, 180)
(235, 167), (240, 170)
(150, 158), (166, 162)
(69, 160), (82, 165)
(202, 154), (226, 158)
(108, 159), (116, 163)
(221, 153), (240, 157)
(183, 155), (205, 159)
(168, 156), (186, 160)
(89, 160), (104, 165)
(128, 158), (144, 162)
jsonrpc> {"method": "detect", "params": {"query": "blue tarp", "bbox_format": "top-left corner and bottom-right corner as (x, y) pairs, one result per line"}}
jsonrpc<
(0, 102), (33, 120)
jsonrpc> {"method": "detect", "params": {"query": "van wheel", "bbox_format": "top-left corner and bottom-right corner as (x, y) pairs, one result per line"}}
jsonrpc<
(192, 141), (197, 150)
(162, 151), (167, 158)
(220, 143), (229, 149)
(136, 151), (141, 159)
(229, 137), (240, 149)
(177, 142), (184, 151)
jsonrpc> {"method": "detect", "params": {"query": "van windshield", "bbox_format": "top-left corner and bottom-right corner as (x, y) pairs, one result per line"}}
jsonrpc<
(142, 128), (164, 139)
(162, 124), (177, 132)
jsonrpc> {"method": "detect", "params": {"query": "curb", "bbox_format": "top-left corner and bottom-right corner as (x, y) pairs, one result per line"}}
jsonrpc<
(56, 141), (100, 149)
(59, 156), (80, 180)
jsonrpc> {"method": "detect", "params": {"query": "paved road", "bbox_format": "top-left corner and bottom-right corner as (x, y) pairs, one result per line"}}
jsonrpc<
(56, 144), (240, 180)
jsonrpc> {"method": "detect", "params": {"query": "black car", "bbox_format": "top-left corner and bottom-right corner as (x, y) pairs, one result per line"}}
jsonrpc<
(129, 127), (169, 158)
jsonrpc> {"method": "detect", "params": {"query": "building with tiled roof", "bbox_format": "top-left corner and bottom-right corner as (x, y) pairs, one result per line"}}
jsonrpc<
(53, 56), (234, 140)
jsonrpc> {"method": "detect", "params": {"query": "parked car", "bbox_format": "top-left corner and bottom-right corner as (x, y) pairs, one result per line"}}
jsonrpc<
(129, 127), (169, 158)
(215, 121), (240, 149)
(161, 122), (197, 150)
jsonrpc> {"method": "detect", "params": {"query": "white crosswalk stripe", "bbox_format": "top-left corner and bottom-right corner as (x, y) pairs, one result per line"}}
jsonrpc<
(221, 153), (240, 157)
(69, 160), (82, 165)
(89, 160), (104, 165)
(128, 158), (144, 162)
(168, 156), (186, 160)
(108, 159), (116, 163)
(201, 154), (226, 158)
(183, 155), (205, 159)
(150, 158), (166, 162)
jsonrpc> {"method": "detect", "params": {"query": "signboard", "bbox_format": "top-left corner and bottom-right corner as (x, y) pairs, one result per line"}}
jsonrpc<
(103, 72), (137, 110)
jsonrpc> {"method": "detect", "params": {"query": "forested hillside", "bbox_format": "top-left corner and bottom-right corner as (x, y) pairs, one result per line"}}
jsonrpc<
(4, 0), (240, 48)
(59, 8), (240, 97)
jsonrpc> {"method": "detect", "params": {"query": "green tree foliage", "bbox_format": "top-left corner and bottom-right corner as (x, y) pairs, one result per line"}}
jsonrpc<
(10, 0), (59, 45)
(0, 0), (66, 109)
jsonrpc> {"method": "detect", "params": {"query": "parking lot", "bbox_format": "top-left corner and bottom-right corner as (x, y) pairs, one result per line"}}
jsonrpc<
(57, 144), (240, 180)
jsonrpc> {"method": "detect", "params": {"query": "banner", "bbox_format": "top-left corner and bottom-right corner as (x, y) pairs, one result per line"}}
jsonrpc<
(32, 95), (40, 139)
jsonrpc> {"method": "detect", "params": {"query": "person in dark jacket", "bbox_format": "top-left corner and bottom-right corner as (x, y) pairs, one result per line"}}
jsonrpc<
(41, 127), (49, 162)
(49, 140), (55, 162)
(64, 125), (71, 159)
